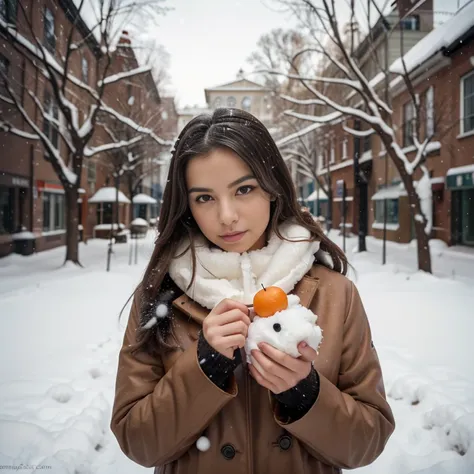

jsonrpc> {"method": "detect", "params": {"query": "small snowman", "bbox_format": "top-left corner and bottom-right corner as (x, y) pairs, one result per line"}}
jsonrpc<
(245, 285), (323, 367)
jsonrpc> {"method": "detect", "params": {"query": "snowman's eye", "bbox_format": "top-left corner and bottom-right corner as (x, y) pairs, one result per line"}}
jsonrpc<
(273, 323), (281, 332)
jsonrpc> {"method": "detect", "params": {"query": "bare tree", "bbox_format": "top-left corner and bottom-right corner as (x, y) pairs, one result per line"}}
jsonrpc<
(260, 0), (450, 273)
(0, 0), (171, 265)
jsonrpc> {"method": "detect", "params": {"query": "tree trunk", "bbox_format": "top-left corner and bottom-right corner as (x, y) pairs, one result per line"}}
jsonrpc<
(64, 186), (80, 265)
(400, 171), (432, 273)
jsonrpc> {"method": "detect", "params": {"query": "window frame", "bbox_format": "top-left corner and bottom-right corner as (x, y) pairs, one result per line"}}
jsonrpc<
(227, 96), (236, 108)
(43, 7), (56, 54)
(403, 101), (415, 147)
(0, 54), (9, 95)
(81, 56), (89, 84)
(425, 86), (435, 138)
(374, 198), (399, 225)
(460, 70), (474, 136)
(42, 191), (65, 232)
(1, 0), (18, 25)
(43, 90), (59, 148)
(241, 96), (251, 111)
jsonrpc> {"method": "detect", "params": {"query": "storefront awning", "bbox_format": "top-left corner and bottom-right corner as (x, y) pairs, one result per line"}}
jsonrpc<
(446, 164), (474, 190)
(371, 184), (407, 201)
(88, 187), (131, 204)
(132, 193), (157, 204)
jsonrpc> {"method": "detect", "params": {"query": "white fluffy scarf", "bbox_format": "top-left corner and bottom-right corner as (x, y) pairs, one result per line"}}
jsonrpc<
(169, 221), (328, 310)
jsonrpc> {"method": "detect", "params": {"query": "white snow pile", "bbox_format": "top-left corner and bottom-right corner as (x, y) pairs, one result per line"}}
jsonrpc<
(130, 218), (149, 227)
(245, 294), (323, 363)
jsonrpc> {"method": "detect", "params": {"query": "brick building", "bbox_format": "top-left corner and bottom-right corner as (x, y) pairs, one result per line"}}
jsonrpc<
(0, 0), (175, 257)
(299, 2), (474, 248)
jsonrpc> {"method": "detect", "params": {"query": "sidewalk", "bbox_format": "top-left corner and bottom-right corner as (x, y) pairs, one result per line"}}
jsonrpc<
(329, 231), (474, 285)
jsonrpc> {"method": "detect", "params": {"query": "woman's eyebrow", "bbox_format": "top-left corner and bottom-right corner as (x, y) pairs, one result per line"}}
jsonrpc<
(188, 174), (255, 193)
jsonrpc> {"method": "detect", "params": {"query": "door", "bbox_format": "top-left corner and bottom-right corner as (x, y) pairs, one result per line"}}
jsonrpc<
(462, 189), (474, 245)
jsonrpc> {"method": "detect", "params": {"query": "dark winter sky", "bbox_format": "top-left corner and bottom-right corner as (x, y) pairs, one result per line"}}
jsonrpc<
(152, 0), (469, 107)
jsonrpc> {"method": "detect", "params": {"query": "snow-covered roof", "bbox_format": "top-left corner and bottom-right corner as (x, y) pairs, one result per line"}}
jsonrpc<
(132, 193), (157, 204)
(390, 2), (474, 75)
(371, 184), (407, 201)
(88, 187), (131, 204)
(447, 164), (474, 176)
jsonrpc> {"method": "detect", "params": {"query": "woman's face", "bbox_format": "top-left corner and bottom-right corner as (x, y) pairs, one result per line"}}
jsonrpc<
(186, 147), (272, 253)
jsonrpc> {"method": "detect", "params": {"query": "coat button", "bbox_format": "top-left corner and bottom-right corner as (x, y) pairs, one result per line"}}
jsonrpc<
(221, 444), (236, 460)
(278, 435), (292, 450)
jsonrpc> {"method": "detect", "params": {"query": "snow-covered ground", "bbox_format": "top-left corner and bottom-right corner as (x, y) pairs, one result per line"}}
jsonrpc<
(0, 231), (473, 473)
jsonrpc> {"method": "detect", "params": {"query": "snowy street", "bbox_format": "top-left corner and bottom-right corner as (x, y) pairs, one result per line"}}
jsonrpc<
(1, 232), (473, 473)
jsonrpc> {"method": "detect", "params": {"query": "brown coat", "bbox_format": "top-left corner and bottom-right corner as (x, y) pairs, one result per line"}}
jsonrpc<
(110, 265), (395, 474)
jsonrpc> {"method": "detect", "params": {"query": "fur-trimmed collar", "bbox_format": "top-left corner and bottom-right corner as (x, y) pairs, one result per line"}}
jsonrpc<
(168, 221), (328, 310)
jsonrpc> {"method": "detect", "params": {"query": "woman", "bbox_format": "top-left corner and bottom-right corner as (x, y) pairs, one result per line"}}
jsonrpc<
(110, 108), (395, 474)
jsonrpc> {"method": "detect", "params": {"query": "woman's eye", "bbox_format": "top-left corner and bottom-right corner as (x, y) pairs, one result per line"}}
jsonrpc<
(196, 194), (212, 203)
(237, 185), (255, 195)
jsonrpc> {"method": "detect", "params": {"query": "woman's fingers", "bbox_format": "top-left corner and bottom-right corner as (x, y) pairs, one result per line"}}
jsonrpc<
(297, 342), (318, 363)
(219, 320), (248, 337)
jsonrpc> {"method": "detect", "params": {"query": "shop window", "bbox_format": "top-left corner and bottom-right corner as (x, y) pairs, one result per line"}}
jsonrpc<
(375, 199), (399, 224)
(43, 192), (65, 232)
(0, 186), (14, 234)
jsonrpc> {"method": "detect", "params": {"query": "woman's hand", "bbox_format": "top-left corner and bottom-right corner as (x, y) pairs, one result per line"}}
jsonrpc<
(202, 299), (251, 359)
(249, 342), (317, 394)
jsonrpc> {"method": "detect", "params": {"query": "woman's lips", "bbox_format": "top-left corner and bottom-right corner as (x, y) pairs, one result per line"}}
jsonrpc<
(221, 231), (247, 242)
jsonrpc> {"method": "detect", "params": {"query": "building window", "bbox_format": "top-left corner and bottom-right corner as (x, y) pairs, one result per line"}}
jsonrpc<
(330, 138), (335, 163)
(97, 203), (113, 225)
(242, 96), (251, 111)
(375, 199), (399, 224)
(81, 57), (89, 84)
(43, 91), (59, 148)
(87, 160), (96, 193)
(0, 0), (18, 25)
(425, 86), (435, 138)
(0, 185), (14, 234)
(0, 54), (9, 95)
(43, 7), (56, 54)
(341, 137), (348, 159)
(42, 192), (65, 232)
(461, 70), (474, 135)
(227, 96), (236, 107)
(400, 15), (420, 31)
(403, 101), (415, 147)
(213, 97), (222, 108)
(363, 134), (372, 153)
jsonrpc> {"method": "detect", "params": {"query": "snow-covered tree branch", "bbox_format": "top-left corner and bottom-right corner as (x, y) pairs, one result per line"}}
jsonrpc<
(0, 0), (170, 265)
(260, 0), (445, 272)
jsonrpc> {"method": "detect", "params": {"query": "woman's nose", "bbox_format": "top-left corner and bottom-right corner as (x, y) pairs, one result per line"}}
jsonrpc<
(218, 200), (238, 226)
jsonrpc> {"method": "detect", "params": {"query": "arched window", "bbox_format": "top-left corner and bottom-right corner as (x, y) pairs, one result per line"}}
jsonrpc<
(241, 96), (251, 111)
(227, 96), (236, 107)
(214, 97), (222, 108)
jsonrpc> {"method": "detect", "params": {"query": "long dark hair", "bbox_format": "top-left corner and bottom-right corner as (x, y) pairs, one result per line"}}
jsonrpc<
(130, 107), (347, 355)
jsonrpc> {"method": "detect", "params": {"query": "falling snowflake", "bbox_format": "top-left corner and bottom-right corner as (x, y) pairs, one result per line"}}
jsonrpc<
(155, 303), (168, 318)
(196, 436), (211, 452)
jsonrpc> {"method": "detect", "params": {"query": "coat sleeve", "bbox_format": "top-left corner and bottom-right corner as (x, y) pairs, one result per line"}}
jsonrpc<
(273, 280), (395, 469)
(110, 297), (238, 468)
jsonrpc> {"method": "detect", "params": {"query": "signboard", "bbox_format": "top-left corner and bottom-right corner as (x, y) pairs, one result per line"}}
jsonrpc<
(0, 173), (29, 188)
(446, 171), (474, 190)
